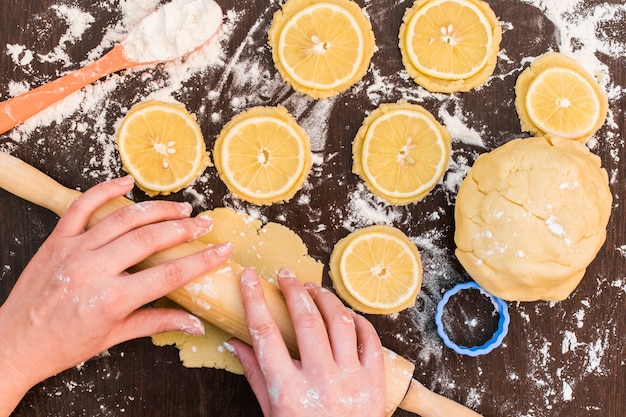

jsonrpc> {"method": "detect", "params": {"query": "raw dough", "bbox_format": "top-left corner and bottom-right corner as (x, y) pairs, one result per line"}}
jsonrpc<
(151, 207), (323, 371)
(152, 298), (244, 374)
(196, 207), (323, 285)
(454, 136), (612, 301)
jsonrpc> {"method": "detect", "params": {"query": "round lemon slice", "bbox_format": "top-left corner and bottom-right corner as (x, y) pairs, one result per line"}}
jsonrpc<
(353, 101), (452, 205)
(399, 0), (502, 93)
(515, 52), (608, 142)
(213, 106), (312, 206)
(329, 225), (423, 315)
(116, 100), (209, 197)
(268, 0), (375, 99)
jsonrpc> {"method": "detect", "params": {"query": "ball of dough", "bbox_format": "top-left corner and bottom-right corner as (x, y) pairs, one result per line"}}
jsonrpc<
(454, 136), (612, 301)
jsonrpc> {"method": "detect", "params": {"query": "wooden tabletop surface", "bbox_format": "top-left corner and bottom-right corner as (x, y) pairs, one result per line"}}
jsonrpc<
(1, 0), (625, 416)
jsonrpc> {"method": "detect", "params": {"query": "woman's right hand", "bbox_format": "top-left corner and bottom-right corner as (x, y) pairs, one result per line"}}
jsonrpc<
(230, 268), (386, 417)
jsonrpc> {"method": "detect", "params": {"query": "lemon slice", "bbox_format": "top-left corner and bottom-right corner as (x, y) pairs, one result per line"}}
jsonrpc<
(268, 0), (375, 99)
(352, 101), (452, 205)
(329, 225), (423, 315)
(515, 52), (608, 142)
(116, 100), (209, 197)
(213, 106), (312, 206)
(399, 0), (501, 93)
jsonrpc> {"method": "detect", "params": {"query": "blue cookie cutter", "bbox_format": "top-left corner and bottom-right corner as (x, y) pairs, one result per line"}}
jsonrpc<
(435, 281), (510, 357)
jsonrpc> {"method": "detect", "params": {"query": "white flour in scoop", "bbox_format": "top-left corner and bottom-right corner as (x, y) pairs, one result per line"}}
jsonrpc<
(122, 0), (223, 63)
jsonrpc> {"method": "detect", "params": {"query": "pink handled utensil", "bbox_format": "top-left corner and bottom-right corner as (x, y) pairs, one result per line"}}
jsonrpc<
(0, 0), (223, 135)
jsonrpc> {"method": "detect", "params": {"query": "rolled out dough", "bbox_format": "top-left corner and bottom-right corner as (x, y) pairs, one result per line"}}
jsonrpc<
(151, 207), (323, 371)
(151, 298), (245, 374)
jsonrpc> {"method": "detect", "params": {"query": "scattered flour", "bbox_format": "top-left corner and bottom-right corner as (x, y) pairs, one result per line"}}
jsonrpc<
(1, 1), (624, 416)
(38, 5), (96, 66)
(122, 0), (223, 63)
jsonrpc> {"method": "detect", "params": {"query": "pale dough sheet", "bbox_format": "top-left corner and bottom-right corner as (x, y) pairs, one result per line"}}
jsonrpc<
(152, 207), (323, 372)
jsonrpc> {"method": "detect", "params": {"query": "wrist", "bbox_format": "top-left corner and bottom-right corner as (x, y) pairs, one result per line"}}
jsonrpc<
(0, 309), (39, 416)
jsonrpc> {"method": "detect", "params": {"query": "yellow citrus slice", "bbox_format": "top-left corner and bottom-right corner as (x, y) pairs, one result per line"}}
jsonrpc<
(399, 0), (501, 93)
(268, 0), (375, 99)
(116, 100), (209, 197)
(352, 101), (452, 205)
(329, 225), (423, 315)
(515, 52), (608, 142)
(213, 106), (312, 206)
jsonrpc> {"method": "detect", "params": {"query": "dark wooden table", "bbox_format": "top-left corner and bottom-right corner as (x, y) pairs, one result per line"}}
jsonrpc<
(1, 0), (625, 416)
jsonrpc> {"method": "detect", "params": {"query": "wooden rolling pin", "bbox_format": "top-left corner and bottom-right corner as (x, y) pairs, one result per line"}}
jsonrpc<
(0, 151), (483, 417)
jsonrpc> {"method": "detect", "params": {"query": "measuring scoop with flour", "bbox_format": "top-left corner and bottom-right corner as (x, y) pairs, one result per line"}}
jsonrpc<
(0, 0), (223, 135)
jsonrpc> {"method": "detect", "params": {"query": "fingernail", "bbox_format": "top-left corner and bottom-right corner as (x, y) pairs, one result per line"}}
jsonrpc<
(223, 341), (237, 357)
(179, 314), (205, 336)
(341, 313), (355, 327)
(208, 241), (234, 257)
(277, 268), (295, 280)
(194, 214), (213, 230)
(241, 267), (259, 287)
(304, 281), (318, 289)
(178, 202), (193, 217)
(115, 175), (134, 187)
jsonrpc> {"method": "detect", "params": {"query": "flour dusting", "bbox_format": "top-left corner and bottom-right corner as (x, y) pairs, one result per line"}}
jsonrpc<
(1, 0), (624, 416)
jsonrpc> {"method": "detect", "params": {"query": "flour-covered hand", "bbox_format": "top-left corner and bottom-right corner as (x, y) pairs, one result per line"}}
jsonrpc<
(0, 177), (233, 416)
(230, 268), (386, 417)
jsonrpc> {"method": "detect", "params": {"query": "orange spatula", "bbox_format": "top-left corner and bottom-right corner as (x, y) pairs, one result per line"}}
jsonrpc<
(0, 0), (223, 135)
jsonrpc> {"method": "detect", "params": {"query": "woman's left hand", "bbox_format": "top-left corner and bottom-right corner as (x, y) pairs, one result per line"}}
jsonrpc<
(0, 177), (234, 415)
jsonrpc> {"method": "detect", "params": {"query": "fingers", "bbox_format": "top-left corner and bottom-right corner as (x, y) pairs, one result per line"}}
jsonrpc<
(56, 176), (135, 237)
(111, 307), (206, 345)
(118, 241), (234, 310)
(84, 200), (198, 251)
(95, 214), (214, 272)
(239, 268), (293, 377)
(306, 282), (360, 366)
(56, 178), (206, 260)
(276, 269), (335, 367)
(353, 314), (385, 373)
(234, 268), (384, 415)
(282, 270), (381, 370)
(228, 338), (272, 416)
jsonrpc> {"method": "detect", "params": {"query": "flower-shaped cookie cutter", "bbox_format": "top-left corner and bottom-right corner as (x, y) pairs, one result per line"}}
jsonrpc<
(435, 281), (510, 357)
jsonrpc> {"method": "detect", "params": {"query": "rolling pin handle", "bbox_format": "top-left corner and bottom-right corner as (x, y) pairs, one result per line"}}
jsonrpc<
(399, 378), (484, 417)
(0, 152), (81, 216)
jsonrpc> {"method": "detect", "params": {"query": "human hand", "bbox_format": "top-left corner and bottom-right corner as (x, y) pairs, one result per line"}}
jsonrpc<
(230, 268), (386, 417)
(0, 176), (233, 414)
